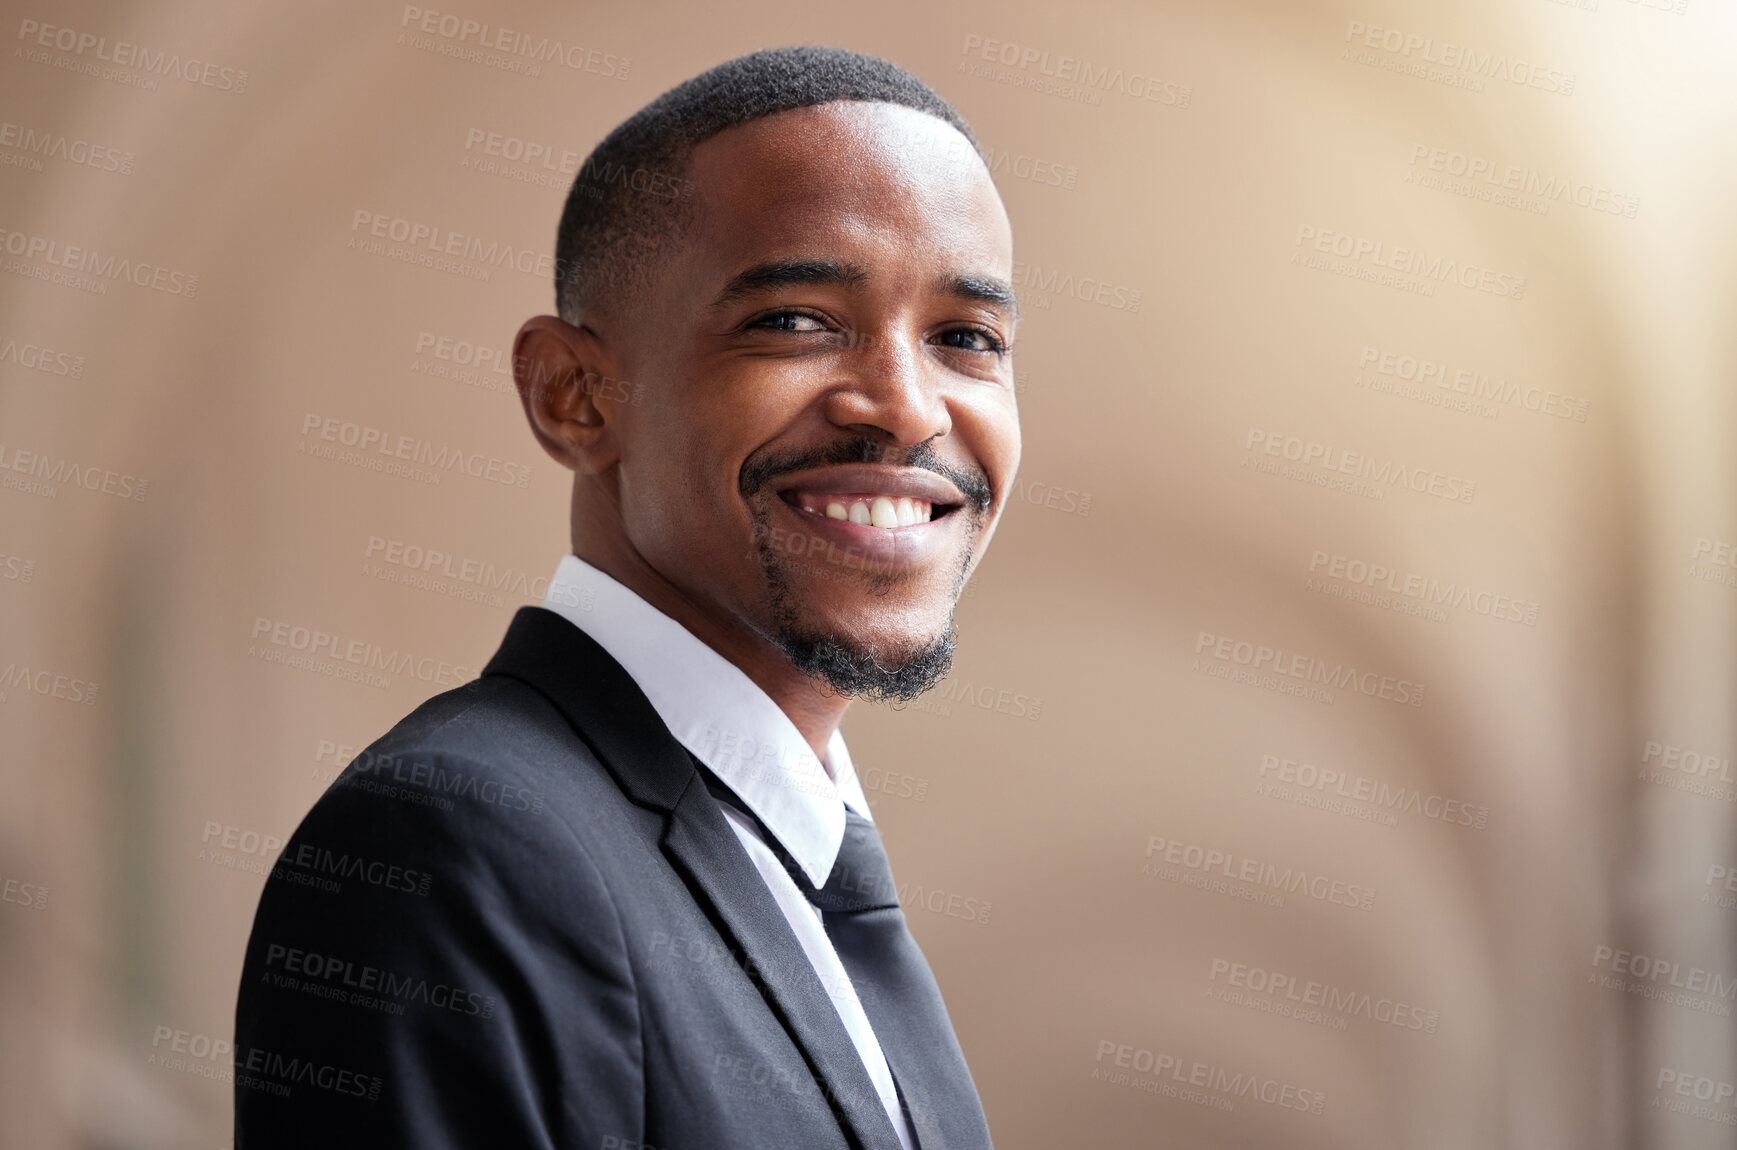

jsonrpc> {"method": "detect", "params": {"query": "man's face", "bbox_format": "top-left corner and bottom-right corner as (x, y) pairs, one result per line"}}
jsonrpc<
(608, 101), (1019, 698)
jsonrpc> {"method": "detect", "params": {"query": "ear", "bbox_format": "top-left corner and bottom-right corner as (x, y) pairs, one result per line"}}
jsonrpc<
(512, 315), (622, 475)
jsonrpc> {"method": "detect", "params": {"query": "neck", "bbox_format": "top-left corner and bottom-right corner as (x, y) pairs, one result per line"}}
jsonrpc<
(570, 521), (849, 768)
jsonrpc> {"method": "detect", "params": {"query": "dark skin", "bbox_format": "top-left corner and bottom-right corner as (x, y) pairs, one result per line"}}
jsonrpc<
(512, 101), (1020, 768)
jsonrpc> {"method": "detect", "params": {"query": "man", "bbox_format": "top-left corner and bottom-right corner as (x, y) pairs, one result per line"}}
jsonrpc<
(235, 45), (1018, 1149)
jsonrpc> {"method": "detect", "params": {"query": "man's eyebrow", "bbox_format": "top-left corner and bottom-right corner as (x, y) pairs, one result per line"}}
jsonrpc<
(940, 272), (1020, 319)
(709, 259), (869, 309)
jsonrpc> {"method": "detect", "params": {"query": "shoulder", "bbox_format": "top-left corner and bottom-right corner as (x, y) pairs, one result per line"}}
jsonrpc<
(286, 674), (636, 908)
(360, 671), (586, 777)
(331, 672), (607, 818)
(252, 676), (642, 980)
(236, 682), (648, 1145)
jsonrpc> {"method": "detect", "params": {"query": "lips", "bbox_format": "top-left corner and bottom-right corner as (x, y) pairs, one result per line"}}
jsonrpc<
(763, 465), (970, 565)
(773, 462), (964, 499)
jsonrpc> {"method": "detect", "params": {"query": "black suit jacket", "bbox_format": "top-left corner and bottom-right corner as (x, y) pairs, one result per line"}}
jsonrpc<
(234, 606), (992, 1149)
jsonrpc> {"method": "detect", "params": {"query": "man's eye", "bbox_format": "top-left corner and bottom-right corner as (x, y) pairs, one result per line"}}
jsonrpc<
(938, 327), (1007, 354)
(749, 310), (830, 333)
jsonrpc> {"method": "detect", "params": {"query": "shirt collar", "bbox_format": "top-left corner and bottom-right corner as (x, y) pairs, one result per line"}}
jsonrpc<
(541, 554), (871, 887)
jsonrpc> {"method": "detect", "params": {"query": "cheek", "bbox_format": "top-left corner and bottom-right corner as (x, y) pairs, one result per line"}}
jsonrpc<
(616, 408), (753, 565)
(996, 409), (1023, 472)
(961, 396), (1022, 485)
(642, 447), (729, 536)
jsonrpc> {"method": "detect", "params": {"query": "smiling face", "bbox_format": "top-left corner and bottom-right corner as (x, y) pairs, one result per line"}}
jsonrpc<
(530, 100), (1020, 701)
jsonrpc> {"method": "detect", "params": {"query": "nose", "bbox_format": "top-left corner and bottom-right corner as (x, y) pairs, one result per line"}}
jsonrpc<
(821, 328), (952, 447)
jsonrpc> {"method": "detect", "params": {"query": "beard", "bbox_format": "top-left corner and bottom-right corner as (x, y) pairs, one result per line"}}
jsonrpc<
(756, 539), (968, 702)
(773, 617), (959, 702)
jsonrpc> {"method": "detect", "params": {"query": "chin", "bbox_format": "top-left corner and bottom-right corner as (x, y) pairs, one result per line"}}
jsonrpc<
(773, 616), (958, 702)
(762, 572), (960, 701)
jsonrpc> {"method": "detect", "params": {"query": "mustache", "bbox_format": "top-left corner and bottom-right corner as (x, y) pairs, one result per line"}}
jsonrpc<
(738, 437), (993, 514)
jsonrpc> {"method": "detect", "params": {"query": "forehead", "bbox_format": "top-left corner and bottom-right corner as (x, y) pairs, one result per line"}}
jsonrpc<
(684, 101), (1011, 278)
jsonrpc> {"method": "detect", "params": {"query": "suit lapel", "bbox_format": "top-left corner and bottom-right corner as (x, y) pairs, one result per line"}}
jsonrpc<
(662, 785), (903, 1150)
(483, 608), (903, 1150)
(483, 607), (692, 810)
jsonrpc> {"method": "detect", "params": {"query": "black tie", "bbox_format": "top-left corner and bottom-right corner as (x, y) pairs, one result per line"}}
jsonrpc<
(775, 803), (995, 1150)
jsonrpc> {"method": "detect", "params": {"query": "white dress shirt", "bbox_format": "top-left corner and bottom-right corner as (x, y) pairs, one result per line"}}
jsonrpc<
(541, 555), (917, 1150)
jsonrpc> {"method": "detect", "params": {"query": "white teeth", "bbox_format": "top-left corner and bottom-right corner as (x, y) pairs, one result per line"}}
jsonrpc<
(794, 492), (938, 530)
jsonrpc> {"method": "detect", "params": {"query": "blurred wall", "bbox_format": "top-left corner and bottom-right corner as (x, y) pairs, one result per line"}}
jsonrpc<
(2, 0), (1735, 1146)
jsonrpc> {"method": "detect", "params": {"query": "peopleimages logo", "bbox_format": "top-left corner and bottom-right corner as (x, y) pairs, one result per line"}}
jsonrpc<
(0, 331), (85, 378)
(0, 120), (134, 174)
(0, 224), (199, 296)
(233, 1043), (384, 1101)
(1195, 630), (1426, 707)
(1692, 537), (1737, 572)
(941, 681), (1041, 720)
(1590, 944), (1736, 1017)
(297, 413), (533, 489)
(1091, 1039), (1327, 1115)
(362, 535), (550, 608)
(0, 444), (148, 501)
(1407, 143), (1639, 218)
(1357, 345), (1590, 423)
(1143, 835), (1376, 911)
(398, 6), (631, 79)
(1654, 1067), (1737, 1127)
(980, 146), (1078, 190)
(248, 615), (477, 690)
(1704, 864), (1737, 911)
(1, 874), (48, 911)
(15, 18), (250, 92)
(0, 661), (99, 705)
(350, 209), (563, 281)
(1293, 225), (1526, 300)
(960, 34), (1192, 108)
(1308, 549), (1540, 626)
(1207, 958), (1441, 1033)
(1637, 738), (1736, 802)
(1013, 260), (1142, 312)
(408, 330), (646, 407)
(1256, 754), (1490, 829)
(0, 551), (35, 583)
(1342, 20), (1576, 96)
(149, 1024), (234, 1084)
(1245, 427), (1476, 504)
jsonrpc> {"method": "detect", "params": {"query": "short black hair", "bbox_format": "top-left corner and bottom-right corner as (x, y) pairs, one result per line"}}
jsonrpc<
(554, 45), (981, 324)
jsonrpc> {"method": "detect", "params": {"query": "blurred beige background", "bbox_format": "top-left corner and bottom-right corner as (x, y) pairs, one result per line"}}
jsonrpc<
(3, 0), (1735, 1146)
